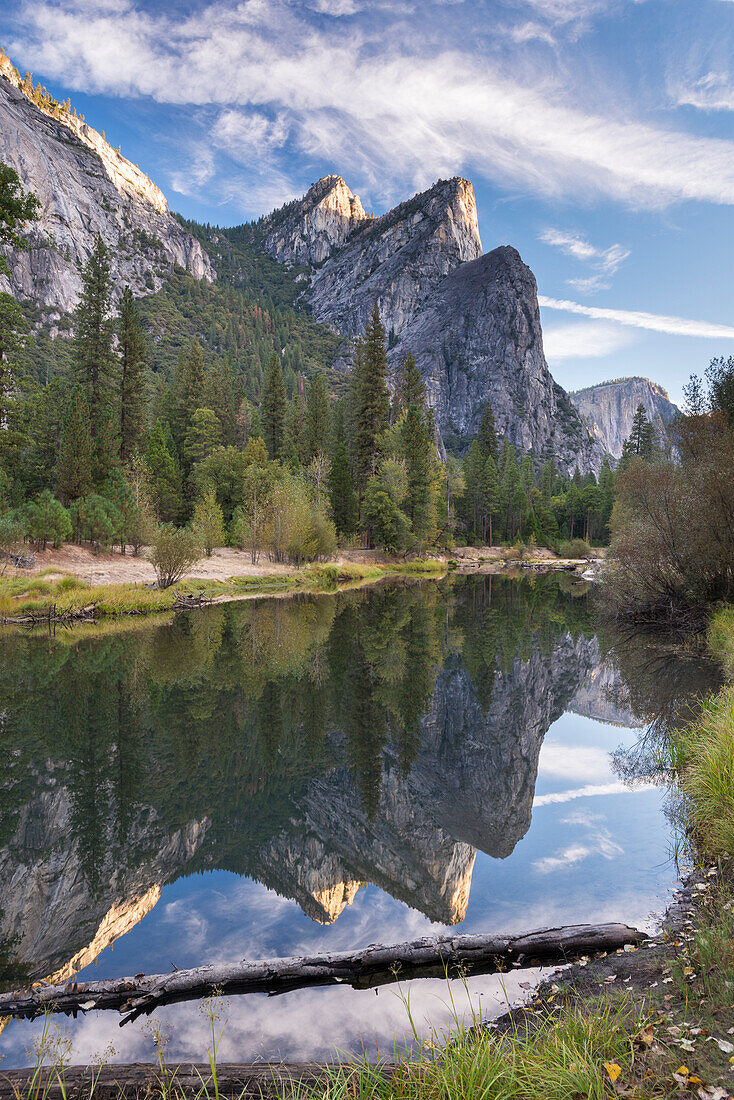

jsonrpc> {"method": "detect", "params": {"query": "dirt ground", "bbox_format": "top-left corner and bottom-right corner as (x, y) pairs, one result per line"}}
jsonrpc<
(26, 544), (298, 587)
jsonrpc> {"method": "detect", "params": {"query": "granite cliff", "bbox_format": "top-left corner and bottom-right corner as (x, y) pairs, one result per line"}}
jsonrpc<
(570, 377), (679, 459)
(258, 175), (606, 472)
(0, 50), (212, 313)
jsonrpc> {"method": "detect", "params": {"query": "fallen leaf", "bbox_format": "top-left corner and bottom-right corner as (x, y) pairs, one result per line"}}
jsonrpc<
(708, 1037), (734, 1054)
(605, 1062), (622, 1083)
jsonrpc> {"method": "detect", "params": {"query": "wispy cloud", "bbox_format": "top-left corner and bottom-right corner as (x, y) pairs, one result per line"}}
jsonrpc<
(12, 0), (734, 215)
(540, 229), (629, 293)
(539, 296), (734, 339)
(543, 320), (636, 361)
(533, 827), (622, 874)
(533, 781), (657, 807)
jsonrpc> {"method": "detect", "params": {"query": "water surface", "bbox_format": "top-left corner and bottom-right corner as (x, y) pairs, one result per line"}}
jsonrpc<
(0, 575), (718, 1065)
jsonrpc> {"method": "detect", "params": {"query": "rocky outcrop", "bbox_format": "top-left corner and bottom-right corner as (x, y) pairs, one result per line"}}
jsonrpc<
(569, 377), (679, 460)
(392, 247), (606, 471)
(0, 50), (212, 313)
(0, 776), (209, 982)
(259, 175), (604, 472)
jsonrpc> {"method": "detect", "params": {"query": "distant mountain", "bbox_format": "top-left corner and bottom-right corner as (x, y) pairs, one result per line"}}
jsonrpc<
(569, 377), (679, 460)
(256, 174), (607, 473)
(0, 49), (211, 312)
(0, 42), (608, 473)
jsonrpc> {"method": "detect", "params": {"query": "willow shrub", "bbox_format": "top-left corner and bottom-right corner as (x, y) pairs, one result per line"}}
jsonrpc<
(605, 415), (734, 620)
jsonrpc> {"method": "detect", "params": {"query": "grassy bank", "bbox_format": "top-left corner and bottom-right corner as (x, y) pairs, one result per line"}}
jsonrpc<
(0, 560), (446, 623)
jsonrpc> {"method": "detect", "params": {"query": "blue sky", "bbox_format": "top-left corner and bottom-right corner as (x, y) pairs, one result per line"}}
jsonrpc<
(4, 0), (734, 401)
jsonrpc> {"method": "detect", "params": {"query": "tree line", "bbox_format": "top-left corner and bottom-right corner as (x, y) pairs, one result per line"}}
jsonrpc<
(0, 163), (627, 567)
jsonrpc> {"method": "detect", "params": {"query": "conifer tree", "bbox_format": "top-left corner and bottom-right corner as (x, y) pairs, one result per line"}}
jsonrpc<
(146, 418), (183, 522)
(394, 351), (425, 419)
(73, 234), (116, 445)
(476, 403), (499, 463)
(329, 440), (358, 535)
(305, 375), (330, 460)
(174, 339), (207, 454)
(355, 304), (390, 498)
(56, 390), (94, 502)
(117, 286), (147, 462)
(262, 353), (286, 460)
(401, 401), (433, 535)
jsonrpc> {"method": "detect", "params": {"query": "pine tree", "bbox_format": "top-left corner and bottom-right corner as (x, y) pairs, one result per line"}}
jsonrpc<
(174, 339), (207, 455)
(305, 375), (330, 460)
(476, 403), (499, 463)
(329, 440), (358, 535)
(56, 390), (94, 502)
(394, 351), (425, 419)
(146, 418), (183, 522)
(262, 353), (286, 460)
(355, 304), (390, 498)
(184, 407), (222, 466)
(483, 455), (500, 545)
(117, 286), (147, 462)
(283, 394), (307, 468)
(73, 234), (116, 445)
(401, 401), (433, 537)
(629, 404), (649, 455)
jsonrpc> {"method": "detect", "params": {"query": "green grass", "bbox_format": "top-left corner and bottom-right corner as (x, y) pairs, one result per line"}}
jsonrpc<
(708, 604), (734, 678)
(0, 560), (444, 623)
(276, 1000), (651, 1100)
(670, 686), (734, 857)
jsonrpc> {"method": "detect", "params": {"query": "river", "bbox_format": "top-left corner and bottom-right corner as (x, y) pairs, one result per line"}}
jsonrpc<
(0, 574), (719, 1066)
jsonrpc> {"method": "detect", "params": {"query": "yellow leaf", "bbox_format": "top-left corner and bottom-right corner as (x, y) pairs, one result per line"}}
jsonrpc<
(675, 1065), (689, 1076)
(688, 1076), (702, 1085)
(605, 1062), (622, 1083)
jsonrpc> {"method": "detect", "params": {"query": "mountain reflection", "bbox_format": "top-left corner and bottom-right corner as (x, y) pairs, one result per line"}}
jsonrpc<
(0, 575), (717, 987)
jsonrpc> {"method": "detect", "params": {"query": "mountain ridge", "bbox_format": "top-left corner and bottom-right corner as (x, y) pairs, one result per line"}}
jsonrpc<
(0, 47), (212, 312)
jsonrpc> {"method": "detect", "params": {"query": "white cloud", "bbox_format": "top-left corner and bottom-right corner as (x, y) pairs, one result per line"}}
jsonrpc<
(533, 780), (657, 806)
(543, 320), (636, 361)
(539, 296), (734, 339)
(532, 828), (622, 874)
(675, 70), (734, 112)
(537, 742), (614, 781)
(13, 0), (734, 212)
(540, 230), (629, 293)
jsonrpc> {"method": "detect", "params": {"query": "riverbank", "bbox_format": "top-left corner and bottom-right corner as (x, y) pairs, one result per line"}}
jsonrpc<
(0, 542), (592, 623)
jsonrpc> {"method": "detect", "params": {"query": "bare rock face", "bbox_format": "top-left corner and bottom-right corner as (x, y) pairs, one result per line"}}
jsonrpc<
(0, 776), (209, 982)
(393, 247), (606, 472)
(569, 377), (679, 460)
(263, 174), (367, 266)
(0, 52), (212, 313)
(260, 174), (604, 472)
(263, 175), (482, 340)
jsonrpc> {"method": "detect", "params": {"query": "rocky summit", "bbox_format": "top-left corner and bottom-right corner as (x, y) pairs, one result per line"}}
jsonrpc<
(0, 50), (212, 314)
(259, 174), (607, 472)
(570, 377), (679, 459)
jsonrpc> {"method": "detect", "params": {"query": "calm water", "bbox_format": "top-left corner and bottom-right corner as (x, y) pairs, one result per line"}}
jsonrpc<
(0, 575), (719, 1066)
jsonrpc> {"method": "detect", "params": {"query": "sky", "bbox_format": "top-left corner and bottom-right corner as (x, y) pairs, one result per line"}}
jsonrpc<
(3, 0), (734, 402)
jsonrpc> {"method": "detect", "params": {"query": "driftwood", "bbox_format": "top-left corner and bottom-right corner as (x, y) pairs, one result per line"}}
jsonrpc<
(0, 1061), (351, 1100)
(0, 924), (646, 1027)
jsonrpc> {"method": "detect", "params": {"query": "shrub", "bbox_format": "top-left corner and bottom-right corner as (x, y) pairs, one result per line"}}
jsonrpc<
(55, 574), (89, 592)
(148, 524), (202, 588)
(558, 538), (591, 559)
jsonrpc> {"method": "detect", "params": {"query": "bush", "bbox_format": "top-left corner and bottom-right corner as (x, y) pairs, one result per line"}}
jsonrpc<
(558, 538), (591, 559)
(148, 524), (202, 588)
(265, 480), (336, 564)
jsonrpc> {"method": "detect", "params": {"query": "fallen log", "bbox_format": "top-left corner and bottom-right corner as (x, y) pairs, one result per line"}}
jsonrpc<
(0, 1061), (350, 1100)
(0, 923), (646, 1026)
